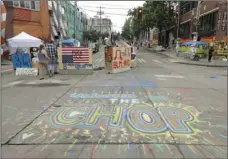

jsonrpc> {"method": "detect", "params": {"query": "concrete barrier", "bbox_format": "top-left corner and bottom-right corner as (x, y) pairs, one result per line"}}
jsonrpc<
(58, 46), (93, 75)
(105, 46), (131, 74)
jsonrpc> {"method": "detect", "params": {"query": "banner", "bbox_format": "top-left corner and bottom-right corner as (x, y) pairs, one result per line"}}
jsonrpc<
(58, 47), (93, 70)
(105, 46), (131, 73)
(11, 53), (32, 69)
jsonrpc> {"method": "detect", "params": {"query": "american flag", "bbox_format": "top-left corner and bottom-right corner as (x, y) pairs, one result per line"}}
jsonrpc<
(62, 47), (89, 64)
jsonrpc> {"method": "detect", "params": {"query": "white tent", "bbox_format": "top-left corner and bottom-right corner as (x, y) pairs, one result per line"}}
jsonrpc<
(7, 32), (42, 48)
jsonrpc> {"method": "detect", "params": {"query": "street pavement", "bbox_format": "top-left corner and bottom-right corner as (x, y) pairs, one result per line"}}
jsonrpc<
(1, 46), (227, 158)
(93, 45), (105, 70)
(147, 47), (227, 67)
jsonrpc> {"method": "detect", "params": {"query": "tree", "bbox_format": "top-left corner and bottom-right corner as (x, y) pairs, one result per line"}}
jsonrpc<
(101, 32), (110, 41)
(121, 18), (134, 40)
(127, 1), (177, 43)
(83, 30), (100, 42)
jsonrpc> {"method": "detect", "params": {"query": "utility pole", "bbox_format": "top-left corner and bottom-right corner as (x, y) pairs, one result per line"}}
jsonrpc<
(96, 6), (105, 44)
(100, 6), (102, 34)
(56, 0), (61, 39)
(195, 1), (201, 40)
(176, 1), (180, 40)
(74, 1), (77, 40)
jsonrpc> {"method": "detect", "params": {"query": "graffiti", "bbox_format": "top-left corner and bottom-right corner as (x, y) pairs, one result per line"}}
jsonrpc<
(11, 53), (32, 69)
(48, 105), (195, 135)
(158, 107), (194, 133)
(113, 59), (131, 69)
(16, 68), (38, 76)
(70, 92), (137, 99)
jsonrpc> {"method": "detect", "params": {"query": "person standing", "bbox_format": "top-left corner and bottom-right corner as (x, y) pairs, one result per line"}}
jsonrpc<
(46, 40), (59, 75)
(208, 46), (214, 62)
(38, 45), (51, 80)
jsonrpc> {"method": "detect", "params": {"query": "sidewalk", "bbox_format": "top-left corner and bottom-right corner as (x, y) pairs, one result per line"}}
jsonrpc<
(147, 47), (227, 67)
(1, 64), (14, 74)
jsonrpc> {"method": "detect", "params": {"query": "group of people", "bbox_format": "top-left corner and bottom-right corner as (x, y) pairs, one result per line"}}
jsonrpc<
(31, 40), (59, 80)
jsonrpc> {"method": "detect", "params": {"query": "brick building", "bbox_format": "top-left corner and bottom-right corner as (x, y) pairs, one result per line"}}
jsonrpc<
(161, 1), (227, 47)
(3, 1), (50, 42)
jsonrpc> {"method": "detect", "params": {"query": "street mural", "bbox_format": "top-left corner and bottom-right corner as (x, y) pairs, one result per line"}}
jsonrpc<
(7, 87), (227, 158)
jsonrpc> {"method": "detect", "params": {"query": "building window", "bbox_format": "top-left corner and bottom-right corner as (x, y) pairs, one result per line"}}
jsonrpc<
(13, 1), (40, 11)
(31, 1), (36, 9)
(179, 22), (190, 37)
(180, 1), (197, 15)
(200, 11), (218, 32)
(20, 1), (25, 8)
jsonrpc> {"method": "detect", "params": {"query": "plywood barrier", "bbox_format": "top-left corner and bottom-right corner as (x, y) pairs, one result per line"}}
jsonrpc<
(57, 46), (93, 75)
(105, 46), (131, 74)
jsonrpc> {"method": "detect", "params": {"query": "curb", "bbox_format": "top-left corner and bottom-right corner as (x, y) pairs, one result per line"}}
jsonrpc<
(176, 61), (227, 67)
(1, 69), (14, 75)
(146, 48), (171, 58)
(146, 48), (227, 67)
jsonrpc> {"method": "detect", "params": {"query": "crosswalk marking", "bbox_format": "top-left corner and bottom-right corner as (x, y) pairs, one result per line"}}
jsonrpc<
(2, 80), (24, 88)
(141, 58), (146, 63)
(152, 59), (162, 64)
(155, 75), (185, 79)
(137, 58), (146, 63)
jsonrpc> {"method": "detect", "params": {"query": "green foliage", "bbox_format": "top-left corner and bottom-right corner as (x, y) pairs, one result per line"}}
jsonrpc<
(121, 18), (134, 40)
(83, 30), (100, 42)
(101, 32), (110, 40)
(124, 1), (177, 39)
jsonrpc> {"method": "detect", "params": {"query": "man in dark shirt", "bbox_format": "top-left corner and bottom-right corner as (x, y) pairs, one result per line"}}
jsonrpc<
(208, 46), (214, 62)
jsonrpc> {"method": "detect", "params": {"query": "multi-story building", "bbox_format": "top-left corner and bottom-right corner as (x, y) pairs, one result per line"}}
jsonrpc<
(64, 1), (77, 38)
(48, 1), (85, 41)
(81, 12), (88, 33)
(159, 1), (227, 47)
(4, 1), (50, 41)
(77, 11), (83, 41)
(89, 16), (112, 35)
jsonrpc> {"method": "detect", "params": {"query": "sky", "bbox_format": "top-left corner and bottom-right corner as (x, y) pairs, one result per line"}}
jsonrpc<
(77, 1), (145, 33)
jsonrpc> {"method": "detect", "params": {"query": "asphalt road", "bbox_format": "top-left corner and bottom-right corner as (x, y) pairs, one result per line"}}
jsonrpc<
(1, 46), (227, 158)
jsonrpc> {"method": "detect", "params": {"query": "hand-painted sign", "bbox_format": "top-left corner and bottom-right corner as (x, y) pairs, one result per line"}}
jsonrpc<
(11, 53), (32, 69)
(105, 46), (131, 73)
(58, 47), (93, 71)
(16, 68), (38, 76)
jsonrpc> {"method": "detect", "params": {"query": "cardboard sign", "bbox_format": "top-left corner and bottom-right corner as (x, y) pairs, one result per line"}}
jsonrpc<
(16, 68), (38, 76)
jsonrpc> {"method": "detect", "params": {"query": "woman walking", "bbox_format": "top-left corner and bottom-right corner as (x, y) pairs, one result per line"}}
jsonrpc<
(38, 44), (51, 80)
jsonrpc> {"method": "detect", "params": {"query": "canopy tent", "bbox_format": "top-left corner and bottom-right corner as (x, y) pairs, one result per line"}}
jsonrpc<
(7, 32), (42, 48)
(182, 41), (208, 46)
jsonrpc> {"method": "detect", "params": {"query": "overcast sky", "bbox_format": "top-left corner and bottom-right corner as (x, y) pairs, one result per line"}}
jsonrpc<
(77, 1), (145, 33)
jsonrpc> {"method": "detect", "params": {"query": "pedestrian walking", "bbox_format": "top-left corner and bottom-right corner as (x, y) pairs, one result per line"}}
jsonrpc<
(208, 46), (214, 62)
(46, 40), (59, 75)
(38, 45), (51, 80)
(31, 47), (39, 69)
